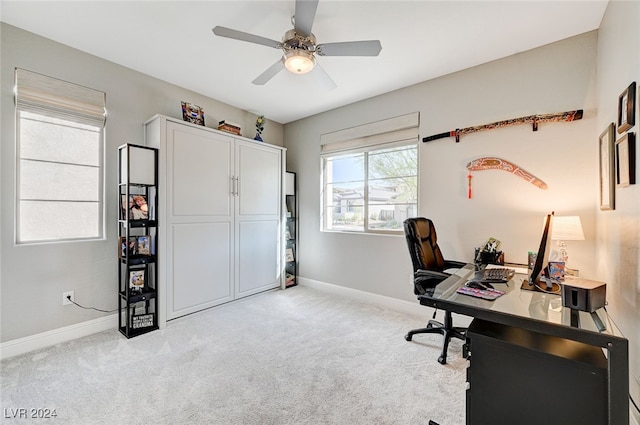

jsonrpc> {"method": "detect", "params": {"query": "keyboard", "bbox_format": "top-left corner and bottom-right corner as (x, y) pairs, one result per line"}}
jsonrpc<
(480, 268), (515, 283)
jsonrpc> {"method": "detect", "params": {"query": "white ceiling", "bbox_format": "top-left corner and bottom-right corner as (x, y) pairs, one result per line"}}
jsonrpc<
(1, 1), (608, 124)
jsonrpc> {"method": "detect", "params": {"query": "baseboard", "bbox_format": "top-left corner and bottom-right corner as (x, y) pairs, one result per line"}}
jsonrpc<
(0, 314), (118, 360)
(0, 279), (470, 361)
(298, 277), (473, 327)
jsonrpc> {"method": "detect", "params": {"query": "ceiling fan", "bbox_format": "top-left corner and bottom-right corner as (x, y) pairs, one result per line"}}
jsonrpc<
(212, 0), (382, 88)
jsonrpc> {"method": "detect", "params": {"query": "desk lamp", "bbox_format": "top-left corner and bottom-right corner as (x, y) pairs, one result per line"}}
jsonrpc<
(551, 216), (584, 264)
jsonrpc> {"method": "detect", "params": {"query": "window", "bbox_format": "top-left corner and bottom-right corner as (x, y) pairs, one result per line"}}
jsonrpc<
(321, 113), (419, 234)
(323, 143), (417, 233)
(15, 69), (106, 243)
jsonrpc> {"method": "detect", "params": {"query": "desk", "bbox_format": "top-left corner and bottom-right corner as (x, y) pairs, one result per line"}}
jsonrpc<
(418, 263), (629, 425)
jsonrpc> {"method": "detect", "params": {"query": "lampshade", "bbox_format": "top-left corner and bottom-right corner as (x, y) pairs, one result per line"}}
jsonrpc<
(551, 216), (585, 241)
(284, 50), (315, 74)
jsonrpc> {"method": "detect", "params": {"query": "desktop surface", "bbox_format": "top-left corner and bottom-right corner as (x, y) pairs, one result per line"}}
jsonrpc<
(420, 263), (624, 338)
(418, 262), (629, 425)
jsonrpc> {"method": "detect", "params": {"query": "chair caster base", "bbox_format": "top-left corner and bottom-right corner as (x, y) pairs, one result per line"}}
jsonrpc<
(405, 334), (412, 341)
(437, 355), (447, 365)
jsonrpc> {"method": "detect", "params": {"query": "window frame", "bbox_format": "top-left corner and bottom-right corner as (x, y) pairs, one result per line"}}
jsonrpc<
(14, 69), (106, 245)
(321, 140), (418, 235)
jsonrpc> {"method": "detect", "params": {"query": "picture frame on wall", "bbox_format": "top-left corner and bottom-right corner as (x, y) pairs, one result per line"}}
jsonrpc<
(599, 123), (615, 210)
(616, 132), (635, 187)
(617, 81), (636, 134)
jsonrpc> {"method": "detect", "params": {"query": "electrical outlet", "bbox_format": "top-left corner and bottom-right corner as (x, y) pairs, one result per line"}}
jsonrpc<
(63, 291), (74, 306)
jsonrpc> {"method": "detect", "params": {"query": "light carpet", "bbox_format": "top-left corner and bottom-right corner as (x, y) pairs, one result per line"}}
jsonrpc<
(0, 285), (466, 425)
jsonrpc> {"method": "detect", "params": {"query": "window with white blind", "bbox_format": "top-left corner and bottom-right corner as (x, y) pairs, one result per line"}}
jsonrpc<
(15, 68), (106, 243)
(321, 113), (419, 234)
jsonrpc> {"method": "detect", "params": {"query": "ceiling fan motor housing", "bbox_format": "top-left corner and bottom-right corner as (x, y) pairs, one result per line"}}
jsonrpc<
(282, 29), (317, 74)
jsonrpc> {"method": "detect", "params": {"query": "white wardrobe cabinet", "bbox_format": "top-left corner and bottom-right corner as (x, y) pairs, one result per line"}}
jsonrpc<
(144, 115), (285, 324)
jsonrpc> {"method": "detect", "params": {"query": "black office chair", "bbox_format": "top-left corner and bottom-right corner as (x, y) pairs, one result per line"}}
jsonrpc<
(403, 217), (467, 364)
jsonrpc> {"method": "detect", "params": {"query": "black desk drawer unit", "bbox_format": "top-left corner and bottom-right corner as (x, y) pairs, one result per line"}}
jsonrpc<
(466, 319), (608, 425)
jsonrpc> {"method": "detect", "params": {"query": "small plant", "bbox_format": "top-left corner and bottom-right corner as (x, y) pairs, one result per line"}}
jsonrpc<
(255, 115), (265, 141)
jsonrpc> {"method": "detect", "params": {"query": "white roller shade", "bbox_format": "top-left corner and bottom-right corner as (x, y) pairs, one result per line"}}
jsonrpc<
(15, 68), (106, 127)
(321, 112), (419, 155)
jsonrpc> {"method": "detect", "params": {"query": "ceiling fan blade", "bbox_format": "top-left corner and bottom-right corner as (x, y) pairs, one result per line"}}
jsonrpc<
(316, 40), (382, 57)
(212, 26), (282, 49)
(294, 0), (319, 37)
(251, 58), (286, 85)
(312, 62), (337, 91)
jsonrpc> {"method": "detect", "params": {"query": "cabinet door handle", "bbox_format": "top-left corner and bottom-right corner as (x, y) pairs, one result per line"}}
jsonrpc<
(235, 176), (239, 197)
(230, 176), (235, 195)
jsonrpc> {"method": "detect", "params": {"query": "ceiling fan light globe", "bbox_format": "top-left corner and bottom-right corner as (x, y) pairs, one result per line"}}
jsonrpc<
(284, 50), (315, 74)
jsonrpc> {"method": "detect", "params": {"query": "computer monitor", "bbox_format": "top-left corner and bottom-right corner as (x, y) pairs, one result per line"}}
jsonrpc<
(528, 212), (561, 294)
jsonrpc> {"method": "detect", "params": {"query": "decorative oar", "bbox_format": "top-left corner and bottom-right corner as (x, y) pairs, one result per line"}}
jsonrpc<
(424, 110), (583, 143)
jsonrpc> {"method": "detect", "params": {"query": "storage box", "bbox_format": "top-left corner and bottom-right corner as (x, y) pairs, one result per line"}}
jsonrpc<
(561, 278), (606, 312)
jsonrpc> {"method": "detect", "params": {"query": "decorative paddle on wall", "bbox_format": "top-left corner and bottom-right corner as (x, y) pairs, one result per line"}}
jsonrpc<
(424, 109), (583, 143)
(466, 157), (547, 199)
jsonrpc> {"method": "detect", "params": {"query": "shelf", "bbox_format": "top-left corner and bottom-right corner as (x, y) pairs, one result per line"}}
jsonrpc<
(119, 325), (159, 339)
(119, 256), (156, 265)
(119, 182), (156, 188)
(119, 288), (157, 303)
(120, 219), (157, 228)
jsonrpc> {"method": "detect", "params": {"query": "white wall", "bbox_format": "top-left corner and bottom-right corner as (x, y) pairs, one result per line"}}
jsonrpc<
(0, 23), (284, 343)
(596, 0), (640, 416)
(285, 31), (598, 303)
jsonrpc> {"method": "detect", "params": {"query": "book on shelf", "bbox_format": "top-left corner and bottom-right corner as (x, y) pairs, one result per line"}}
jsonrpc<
(285, 273), (295, 285)
(131, 313), (155, 329)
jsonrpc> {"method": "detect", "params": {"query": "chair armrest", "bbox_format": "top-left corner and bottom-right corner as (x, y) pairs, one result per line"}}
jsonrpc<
(444, 260), (467, 270)
(413, 269), (450, 295)
(415, 269), (450, 281)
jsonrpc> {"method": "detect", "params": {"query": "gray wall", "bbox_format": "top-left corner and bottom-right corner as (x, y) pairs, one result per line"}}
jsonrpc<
(596, 0), (640, 412)
(285, 4), (639, 411)
(0, 23), (284, 342)
(285, 31), (598, 302)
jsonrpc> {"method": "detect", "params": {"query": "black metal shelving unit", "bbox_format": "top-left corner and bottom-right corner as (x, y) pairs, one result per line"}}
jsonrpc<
(117, 144), (159, 338)
(285, 171), (297, 287)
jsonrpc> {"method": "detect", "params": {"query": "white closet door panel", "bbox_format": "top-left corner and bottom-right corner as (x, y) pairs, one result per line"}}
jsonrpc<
(170, 222), (233, 319)
(169, 122), (233, 217)
(237, 142), (281, 217)
(236, 219), (280, 297)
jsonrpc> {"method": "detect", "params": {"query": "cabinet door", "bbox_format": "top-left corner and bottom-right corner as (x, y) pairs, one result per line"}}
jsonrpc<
(166, 122), (234, 319)
(170, 123), (233, 218)
(236, 141), (281, 217)
(235, 141), (282, 298)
